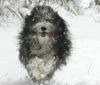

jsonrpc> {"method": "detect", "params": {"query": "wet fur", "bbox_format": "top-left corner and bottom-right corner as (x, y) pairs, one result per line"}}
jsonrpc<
(19, 5), (71, 83)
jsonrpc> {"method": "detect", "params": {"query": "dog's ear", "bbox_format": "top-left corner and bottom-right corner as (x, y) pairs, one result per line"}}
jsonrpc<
(55, 13), (65, 29)
(24, 15), (31, 24)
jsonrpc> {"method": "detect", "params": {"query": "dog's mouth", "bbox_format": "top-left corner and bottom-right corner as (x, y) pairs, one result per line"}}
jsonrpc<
(40, 32), (48, 37)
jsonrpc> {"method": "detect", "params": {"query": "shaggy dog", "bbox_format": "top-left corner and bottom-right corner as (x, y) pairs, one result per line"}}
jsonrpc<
(19, 5), (71, 84)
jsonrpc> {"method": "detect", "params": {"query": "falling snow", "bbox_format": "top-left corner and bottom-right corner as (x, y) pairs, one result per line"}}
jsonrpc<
(0, 5), (100, 85)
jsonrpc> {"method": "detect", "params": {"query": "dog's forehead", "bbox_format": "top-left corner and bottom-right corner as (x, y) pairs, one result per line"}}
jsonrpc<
(35, 6), (54, 12)
(32, 6), (55, 17)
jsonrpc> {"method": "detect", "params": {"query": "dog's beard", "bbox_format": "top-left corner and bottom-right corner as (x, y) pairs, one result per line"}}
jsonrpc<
(30, 32), (54, 57)
(37, 32), (51, 45)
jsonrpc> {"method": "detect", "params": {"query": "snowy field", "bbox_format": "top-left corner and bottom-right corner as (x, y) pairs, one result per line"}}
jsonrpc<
(0, 10), (100, 85)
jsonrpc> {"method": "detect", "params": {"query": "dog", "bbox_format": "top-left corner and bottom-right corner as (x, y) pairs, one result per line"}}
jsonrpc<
(19, 5), (71, 84)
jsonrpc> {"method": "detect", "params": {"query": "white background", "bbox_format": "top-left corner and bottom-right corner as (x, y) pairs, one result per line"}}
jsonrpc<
(0, 4), (100, 85)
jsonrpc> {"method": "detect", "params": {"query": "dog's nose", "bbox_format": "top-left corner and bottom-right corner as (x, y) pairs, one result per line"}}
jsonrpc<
(41, 27), (47, 31)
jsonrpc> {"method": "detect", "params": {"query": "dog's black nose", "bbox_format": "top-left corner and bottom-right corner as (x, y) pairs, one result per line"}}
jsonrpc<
(41, 27), (47, 31)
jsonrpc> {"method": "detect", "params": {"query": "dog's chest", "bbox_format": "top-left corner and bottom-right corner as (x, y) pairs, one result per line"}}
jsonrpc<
(26, 56), (56, 80)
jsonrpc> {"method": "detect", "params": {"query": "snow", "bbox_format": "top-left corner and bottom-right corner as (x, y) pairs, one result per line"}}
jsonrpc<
(54, 39), (100, 85)
(0, 8), (100, 85)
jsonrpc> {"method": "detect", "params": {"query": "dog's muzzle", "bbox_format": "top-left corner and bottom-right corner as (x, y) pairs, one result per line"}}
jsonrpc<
(40, 32), (48, 37)
(40, 26), (48, 37)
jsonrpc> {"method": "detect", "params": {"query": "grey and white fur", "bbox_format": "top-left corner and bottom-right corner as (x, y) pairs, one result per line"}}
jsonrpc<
(19, 5), (71, 84)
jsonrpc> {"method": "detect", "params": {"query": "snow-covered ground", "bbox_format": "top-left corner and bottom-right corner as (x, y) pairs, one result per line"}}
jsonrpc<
(0, 9), (100, 85)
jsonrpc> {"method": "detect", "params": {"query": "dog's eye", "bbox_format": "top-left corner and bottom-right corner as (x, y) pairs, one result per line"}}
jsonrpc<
(32, 18), (39, 22)
(32, 16), (41, 22)
(45, 17), (54, 22)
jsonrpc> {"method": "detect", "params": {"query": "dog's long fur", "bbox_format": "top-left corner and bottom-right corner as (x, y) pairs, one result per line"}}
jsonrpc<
(19, 6), (71, 83)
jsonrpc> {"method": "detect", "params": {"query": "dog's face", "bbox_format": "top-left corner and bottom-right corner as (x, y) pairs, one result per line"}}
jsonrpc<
(33, 21), (55, 37)
(28, 6), (61, 45)
(33, 21), (56, 44)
